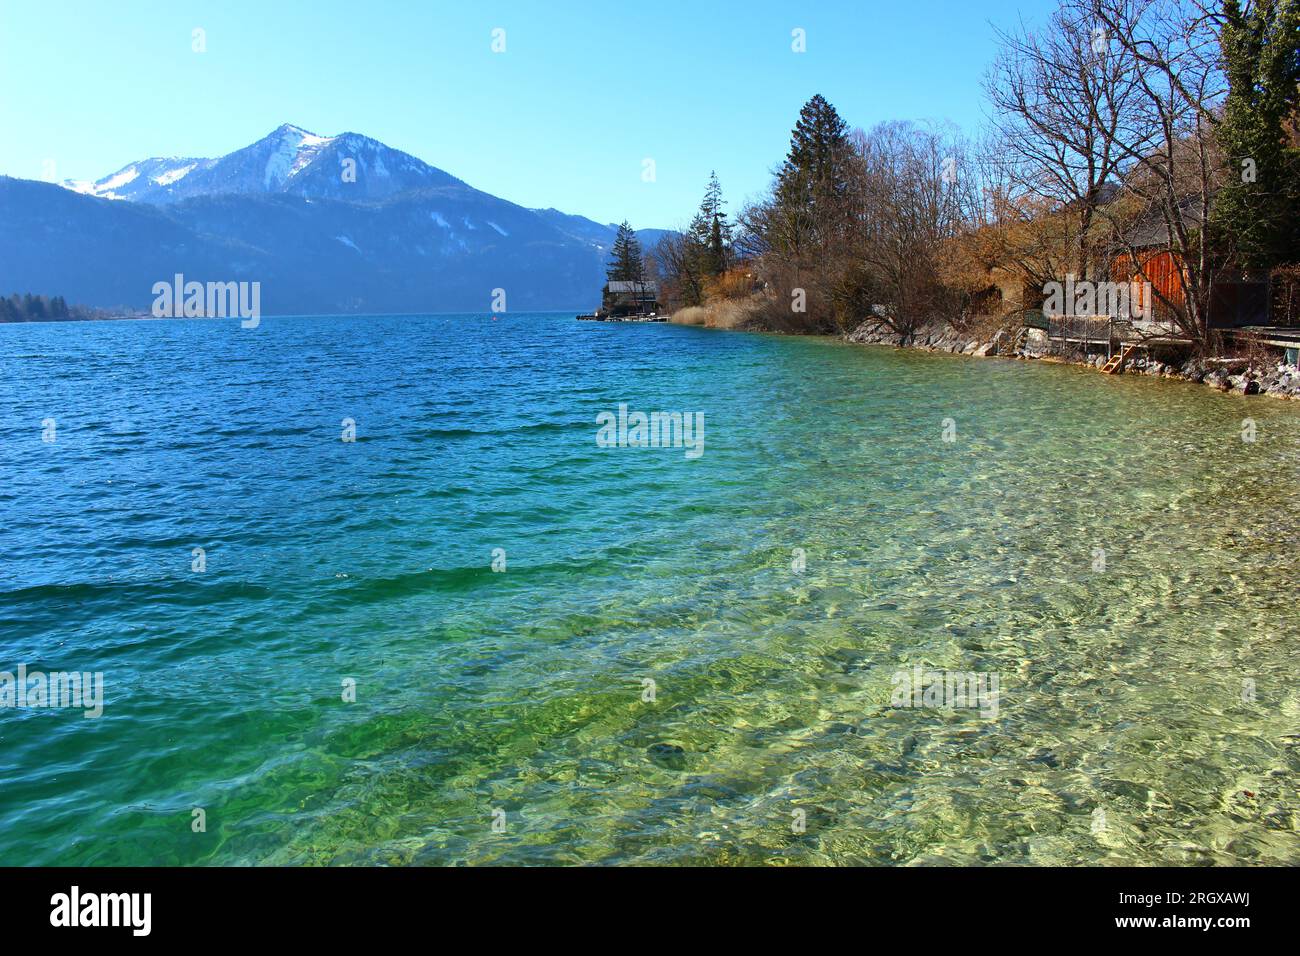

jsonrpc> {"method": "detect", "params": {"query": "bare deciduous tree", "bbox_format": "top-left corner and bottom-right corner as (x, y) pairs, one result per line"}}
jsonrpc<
(1092, 0), (1229, 342)
(850, 123), (975, 337)
(984, 1), (1156, 281)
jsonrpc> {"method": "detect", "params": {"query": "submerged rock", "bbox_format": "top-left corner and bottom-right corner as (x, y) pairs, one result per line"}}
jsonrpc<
(647, 742), (688, 770)
(1026, 747), (1060, 768)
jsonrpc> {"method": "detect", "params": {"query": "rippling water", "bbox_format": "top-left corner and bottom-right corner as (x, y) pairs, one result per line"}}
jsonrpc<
(1, 313), (1298, 865)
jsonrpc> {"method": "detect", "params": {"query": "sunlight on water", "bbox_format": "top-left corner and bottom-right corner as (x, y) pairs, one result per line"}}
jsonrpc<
(1, 314), (1297, 865)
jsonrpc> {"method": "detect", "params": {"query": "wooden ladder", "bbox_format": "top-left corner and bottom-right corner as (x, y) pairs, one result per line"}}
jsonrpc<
(1100, 342), (1136, 374)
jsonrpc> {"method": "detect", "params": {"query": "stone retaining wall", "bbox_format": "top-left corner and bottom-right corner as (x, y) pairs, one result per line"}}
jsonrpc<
(845, 318), (1300, 400)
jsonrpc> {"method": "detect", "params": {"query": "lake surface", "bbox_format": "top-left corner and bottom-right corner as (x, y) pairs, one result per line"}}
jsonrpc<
(2, 313), (1298, 865)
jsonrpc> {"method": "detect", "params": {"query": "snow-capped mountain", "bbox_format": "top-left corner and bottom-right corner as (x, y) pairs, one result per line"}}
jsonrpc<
(63, 124), (464, 205)
(9, 125), (674, 313)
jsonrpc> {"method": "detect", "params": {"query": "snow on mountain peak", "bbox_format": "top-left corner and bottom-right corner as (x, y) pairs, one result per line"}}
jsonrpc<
(151, 163), (197, 186)
(263, 124), (338, 187)
(55, 124), (465, 205)
(63, 163), (155, 200)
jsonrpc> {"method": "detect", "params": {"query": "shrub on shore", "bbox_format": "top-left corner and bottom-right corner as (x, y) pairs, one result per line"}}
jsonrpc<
(670, 296), (766, 330)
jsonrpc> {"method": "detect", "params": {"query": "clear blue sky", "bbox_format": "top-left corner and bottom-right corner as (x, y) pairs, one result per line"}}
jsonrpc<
(0, 0), (1058, 228)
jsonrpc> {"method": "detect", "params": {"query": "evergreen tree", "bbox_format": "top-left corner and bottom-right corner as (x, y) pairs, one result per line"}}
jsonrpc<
(1212, 0), (1300, 271)
(0, 293), (81, 321)
(709, 215), (726, 276)
(698, 171), (731, 276)
(606, 221), (646, 282)
(775, 94), (854, 226)
(683, 172), (732, 282)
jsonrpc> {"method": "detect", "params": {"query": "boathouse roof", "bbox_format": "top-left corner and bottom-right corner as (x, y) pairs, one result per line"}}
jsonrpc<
(607, 281), (658, 293)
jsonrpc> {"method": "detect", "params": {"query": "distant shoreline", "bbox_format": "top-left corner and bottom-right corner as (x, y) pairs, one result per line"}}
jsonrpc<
(0, 308), (585, 326)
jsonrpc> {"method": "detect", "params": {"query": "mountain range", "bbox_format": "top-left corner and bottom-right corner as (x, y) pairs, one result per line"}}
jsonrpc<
(0, 124), (671, 315)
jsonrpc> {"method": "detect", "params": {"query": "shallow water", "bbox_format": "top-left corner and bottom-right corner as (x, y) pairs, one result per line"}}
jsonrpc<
(1, 313), (1297, 865)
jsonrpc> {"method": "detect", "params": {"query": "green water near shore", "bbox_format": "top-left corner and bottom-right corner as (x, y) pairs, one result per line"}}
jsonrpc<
(1, 314), (1297, 865)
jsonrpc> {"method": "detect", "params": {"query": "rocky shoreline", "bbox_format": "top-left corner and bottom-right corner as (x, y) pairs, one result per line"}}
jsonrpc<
(845, 318), (1300, 401)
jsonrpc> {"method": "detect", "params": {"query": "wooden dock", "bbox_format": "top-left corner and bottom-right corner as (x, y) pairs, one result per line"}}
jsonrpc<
(575, 313), (667, 323)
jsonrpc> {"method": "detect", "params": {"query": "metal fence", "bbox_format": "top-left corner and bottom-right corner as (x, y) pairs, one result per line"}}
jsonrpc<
(1046, 316), (1116, 344)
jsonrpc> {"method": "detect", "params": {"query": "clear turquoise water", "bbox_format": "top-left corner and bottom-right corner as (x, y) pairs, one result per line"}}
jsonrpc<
(1, 313), (1298, 866)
